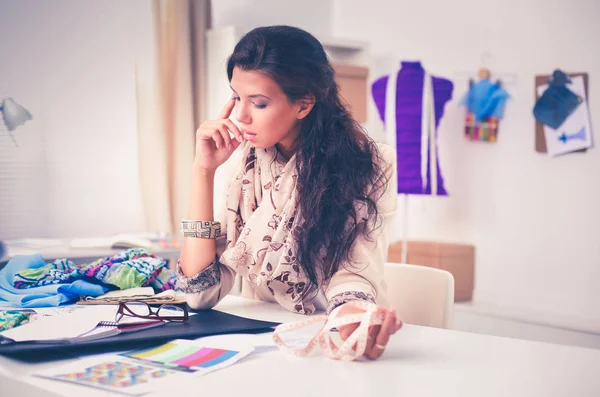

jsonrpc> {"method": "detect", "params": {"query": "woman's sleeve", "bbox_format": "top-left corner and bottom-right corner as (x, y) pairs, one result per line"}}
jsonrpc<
(325, 144), (397, 314)
(176, 233), (237, 310)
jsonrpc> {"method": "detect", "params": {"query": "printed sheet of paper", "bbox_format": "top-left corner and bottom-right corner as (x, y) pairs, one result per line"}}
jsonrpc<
(537, 76), (593, 156)
(0, 305), (116, 341)
(34, 339), (254, 395)
(120, 339), (254, 376)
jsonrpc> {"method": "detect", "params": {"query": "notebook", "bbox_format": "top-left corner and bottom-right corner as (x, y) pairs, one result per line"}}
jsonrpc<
(76, 320), (166, 341)
(0, 320), (166, 345)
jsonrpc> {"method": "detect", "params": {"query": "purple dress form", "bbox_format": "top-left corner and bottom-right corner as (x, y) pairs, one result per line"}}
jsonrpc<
(372, 61), (453, 195)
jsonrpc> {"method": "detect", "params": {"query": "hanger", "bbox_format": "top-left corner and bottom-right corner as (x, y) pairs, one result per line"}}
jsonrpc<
(477, 52), (492, 80)
(454, 51), (517, 85)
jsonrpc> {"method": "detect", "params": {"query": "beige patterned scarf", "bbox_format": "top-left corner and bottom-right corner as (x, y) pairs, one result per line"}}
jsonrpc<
(220, 144), (316, 314)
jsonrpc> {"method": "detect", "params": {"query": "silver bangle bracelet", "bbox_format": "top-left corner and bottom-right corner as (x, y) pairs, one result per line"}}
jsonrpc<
(180, 220), (221, 239)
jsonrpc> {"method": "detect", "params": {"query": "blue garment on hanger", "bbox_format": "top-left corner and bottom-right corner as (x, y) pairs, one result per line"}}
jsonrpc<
(0, 254), (108, 308)
(461, 79), (509, 122)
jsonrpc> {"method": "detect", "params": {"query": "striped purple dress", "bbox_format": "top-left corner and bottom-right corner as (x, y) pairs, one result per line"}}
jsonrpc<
(372, 61), (453, 195)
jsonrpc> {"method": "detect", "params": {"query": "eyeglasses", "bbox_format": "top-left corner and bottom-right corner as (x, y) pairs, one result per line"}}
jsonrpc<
(115, 301), (189, 323)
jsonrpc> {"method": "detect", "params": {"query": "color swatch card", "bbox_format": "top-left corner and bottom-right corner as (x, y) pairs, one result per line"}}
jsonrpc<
(34, 357), (187, 396)
(121, 339), (254, 376)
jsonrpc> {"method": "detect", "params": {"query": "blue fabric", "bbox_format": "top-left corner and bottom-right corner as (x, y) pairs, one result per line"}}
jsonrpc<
(461, 79), (510, 122)
(0, 254), (109, 308)
(533, 70), (582, 129)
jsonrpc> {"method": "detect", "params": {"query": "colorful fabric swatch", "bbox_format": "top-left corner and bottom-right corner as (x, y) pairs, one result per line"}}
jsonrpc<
(0, 310), (30, 331)
(465, 112), (499, 142)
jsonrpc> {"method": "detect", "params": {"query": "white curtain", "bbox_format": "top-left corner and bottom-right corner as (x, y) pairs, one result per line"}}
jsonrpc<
(135, 0), (211, 234)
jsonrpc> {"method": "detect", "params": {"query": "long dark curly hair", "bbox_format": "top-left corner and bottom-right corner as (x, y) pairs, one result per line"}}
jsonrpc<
(227, 26), (389, 296)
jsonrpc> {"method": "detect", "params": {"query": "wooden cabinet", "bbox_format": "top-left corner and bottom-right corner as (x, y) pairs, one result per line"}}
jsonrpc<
(333, 63), (368, 123)
(388, 241), (475, 302)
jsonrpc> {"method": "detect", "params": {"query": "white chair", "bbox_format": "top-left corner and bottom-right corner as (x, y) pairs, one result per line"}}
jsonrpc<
(384, 262), (455, 329)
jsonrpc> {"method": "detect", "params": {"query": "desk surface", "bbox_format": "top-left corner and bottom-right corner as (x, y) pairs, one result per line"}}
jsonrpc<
(1, 296), (599, 397)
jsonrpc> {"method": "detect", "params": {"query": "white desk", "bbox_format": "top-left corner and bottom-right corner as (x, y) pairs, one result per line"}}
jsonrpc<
(1, 296), (599, 397)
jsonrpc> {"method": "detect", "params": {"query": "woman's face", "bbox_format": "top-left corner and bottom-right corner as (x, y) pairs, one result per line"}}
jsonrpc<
(230, 66), (308, 157)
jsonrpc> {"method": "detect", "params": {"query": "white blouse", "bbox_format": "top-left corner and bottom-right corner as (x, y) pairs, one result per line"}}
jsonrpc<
(177, 143), (397, 314)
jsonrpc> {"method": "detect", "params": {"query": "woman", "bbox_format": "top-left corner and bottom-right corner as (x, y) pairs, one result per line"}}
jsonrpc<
(178, 25), (401, 360)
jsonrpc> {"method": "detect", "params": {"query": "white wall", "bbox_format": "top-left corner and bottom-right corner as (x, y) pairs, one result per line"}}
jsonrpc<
(1, 0), (333, 241)
(0, 0), (146, 238)
(333, 0), (600, 327)
(211, 0), (333, 39)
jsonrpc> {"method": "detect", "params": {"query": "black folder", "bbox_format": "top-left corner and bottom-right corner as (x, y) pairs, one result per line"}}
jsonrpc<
(0, 309), (279, 356)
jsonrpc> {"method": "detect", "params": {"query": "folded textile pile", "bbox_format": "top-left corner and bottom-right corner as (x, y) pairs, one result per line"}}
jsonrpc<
(13, 248), (176, 292)
(0, 248), (177, 308)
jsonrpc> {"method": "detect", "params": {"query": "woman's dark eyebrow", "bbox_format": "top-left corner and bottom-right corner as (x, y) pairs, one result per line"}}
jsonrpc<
(230, 86), (271, 100)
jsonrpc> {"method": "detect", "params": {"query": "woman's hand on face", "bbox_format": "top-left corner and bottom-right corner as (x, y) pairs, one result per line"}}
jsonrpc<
(194, 98), (244, 171)
(336, 303), (403, 360)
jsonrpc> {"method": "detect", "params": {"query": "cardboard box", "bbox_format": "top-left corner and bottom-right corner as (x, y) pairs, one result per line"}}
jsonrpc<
(333, 63), (368, 123)
(388, 241), (475, 301)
